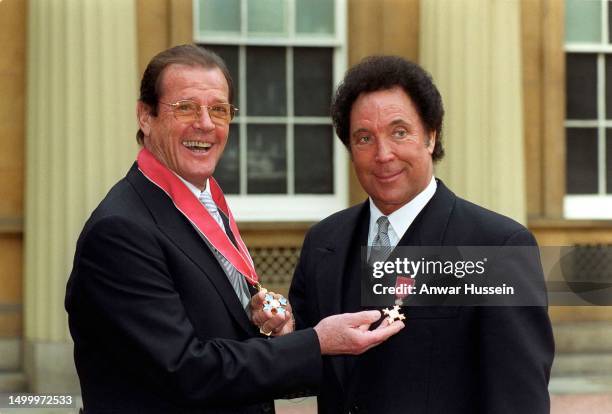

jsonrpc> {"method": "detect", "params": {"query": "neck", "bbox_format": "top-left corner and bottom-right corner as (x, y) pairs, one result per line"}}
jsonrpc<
(181, 175), (207, 192)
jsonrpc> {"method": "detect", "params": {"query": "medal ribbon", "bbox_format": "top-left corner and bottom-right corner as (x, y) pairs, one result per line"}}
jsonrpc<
(395, 276), (415, 300)
(137, 148), (258, 286)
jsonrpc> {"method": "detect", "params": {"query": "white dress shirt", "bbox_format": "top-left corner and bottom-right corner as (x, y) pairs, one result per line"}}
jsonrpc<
(367, 175), (437, 249)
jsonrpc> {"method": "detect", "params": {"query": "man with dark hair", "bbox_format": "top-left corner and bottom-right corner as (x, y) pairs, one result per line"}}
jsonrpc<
(289, 55), (554, 413)
(65, 45), (403, 414)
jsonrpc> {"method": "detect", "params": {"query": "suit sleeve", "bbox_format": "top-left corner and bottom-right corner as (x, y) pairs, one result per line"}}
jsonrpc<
(68, 215), (321, 406)
(478, 229), (554, 413)
(289, 229), (319, 331)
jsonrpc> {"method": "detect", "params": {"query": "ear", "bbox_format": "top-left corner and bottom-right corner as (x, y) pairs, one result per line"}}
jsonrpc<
(137, 101), (153, 138)
(426, 131), (436, 155)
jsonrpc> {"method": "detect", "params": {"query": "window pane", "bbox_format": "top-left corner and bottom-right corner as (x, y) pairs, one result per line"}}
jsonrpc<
(565, 0), (601, 43)
(606, 55), (612, 119)
(198, 0), (241, 33)
(294, 48), (333, 116)
(247, 0), (286, 35)
(566, 128), (599, 194)
(247, 47), (286, 116)
(294, 125), (334, 193)
(296, 0), (335, 35)
(214, 124), (240, 194)
(201, 45), (240, 106)
(247, 124), (287, 194)
(608, 129), (612, 193)
(566, 53), (597, 120)
(609, 0), (612, 43)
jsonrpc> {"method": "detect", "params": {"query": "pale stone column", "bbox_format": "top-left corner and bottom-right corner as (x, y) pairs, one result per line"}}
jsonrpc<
(24, 0), (138, 392)
(420, 0), (526, 224)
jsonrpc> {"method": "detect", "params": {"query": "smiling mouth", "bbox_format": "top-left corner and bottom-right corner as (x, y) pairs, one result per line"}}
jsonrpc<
(374, 170), (402, 181)
(182, 140), (212, 153)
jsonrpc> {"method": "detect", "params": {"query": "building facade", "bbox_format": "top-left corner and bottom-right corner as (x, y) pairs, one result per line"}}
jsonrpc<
(0, 0), (610, 394)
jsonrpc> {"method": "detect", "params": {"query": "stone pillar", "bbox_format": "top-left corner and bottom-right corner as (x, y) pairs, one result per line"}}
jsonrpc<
(420, 0), (526, 223)
(24, 0), (138, 392)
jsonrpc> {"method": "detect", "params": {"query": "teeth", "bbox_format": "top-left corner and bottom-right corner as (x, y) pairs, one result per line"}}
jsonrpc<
(183, 141), (212, 149)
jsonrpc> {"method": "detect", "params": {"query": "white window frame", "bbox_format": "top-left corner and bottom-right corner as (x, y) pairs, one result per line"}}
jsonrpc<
(564, 0), (612, 219)
(193, 0), (348, 222)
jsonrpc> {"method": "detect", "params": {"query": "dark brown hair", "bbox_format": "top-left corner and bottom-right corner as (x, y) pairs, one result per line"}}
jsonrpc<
(331, 55), (445, 161)
(137, 44), (234, 144)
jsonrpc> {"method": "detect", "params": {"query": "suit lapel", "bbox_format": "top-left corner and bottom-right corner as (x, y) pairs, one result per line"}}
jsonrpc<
(126, 164), (256, 336)
(397, 179), (456, 247)
(390, 179), (461, 309)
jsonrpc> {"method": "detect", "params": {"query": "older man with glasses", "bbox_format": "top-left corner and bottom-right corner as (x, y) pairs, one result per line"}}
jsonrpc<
(65, 44), (403, 414)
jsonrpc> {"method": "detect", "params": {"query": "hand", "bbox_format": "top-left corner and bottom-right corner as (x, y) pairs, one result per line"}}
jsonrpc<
(250, 289), (295, 337)
(313, 310), (404, 355)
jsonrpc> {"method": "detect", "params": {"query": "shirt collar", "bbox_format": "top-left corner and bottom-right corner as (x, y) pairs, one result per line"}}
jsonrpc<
(368, 175), (437, 242)
(175, 174), (210, 199)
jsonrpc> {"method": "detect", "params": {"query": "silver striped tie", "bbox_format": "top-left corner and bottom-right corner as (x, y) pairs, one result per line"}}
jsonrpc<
(369, 216), (393, 264)
(199, 190), (251, 310)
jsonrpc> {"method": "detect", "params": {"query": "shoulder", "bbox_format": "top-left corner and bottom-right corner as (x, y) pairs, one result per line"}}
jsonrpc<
(87, 179), (148, 226)
(447, 195), (534, 246)
(77, 169), (161, 249)
(306, 203), (365, 241)
(313, 203), (363, 230)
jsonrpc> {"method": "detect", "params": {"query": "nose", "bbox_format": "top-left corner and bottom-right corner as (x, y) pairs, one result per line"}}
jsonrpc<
(375, 138), (395, 163)
(192, 106), (216, 132)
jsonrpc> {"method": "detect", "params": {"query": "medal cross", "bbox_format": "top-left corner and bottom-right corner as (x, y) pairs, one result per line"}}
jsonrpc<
(263, 293), (288, 315)
(382, 305), (405, 323)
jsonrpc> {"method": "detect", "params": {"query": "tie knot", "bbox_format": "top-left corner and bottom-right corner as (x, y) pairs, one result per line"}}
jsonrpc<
(376, 216), (390, 235)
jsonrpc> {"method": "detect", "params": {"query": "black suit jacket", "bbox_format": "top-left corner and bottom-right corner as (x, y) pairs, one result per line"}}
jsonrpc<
(65, 164), (322, 414)
(289, 180), (554, 414)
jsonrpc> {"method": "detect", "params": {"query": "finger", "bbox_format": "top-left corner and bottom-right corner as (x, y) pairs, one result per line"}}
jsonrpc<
(266, 311), (292, 332)
(358, 312), (387, 332)
(260, 315), (288, 336)
(262, 290), (281, 300)
(251, 310), (264, 326)
(264, 317), (285, 333)
(374, 317), (391, 330)
(355, 321), (404, 353)
(283, 309), (292, 321)
(344, 310), (382, 326)
(369, 320), (405, 342)
(251, 290), (267, 307)
(252, 311), (266, 326)
(358, 321), (402, 344)
(252, 309), (274, 327)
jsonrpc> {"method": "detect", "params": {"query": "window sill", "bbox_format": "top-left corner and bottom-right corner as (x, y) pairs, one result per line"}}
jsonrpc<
(529, 218), (612, 229)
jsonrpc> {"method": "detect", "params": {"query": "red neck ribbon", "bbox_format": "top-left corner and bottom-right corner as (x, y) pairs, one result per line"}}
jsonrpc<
(137, 148), (259, 286)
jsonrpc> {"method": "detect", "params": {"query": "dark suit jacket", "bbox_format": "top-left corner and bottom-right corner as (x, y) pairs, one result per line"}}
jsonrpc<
(65, 164), (322, 414)
(289, 180), (554, 414)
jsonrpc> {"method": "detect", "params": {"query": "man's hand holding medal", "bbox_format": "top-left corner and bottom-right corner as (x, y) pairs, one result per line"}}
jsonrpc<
(250, 289), (295, 337)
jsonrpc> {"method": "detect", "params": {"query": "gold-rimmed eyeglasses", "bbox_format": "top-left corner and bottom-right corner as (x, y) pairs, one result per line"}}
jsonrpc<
(159, 100), (238, 125)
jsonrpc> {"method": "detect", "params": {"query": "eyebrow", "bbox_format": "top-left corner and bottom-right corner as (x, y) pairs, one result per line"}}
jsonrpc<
(351, 118), (411, 136)
(173, 96), (230, 105)
(351, 127), (369, 137)
(389, 118), (410, 127)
